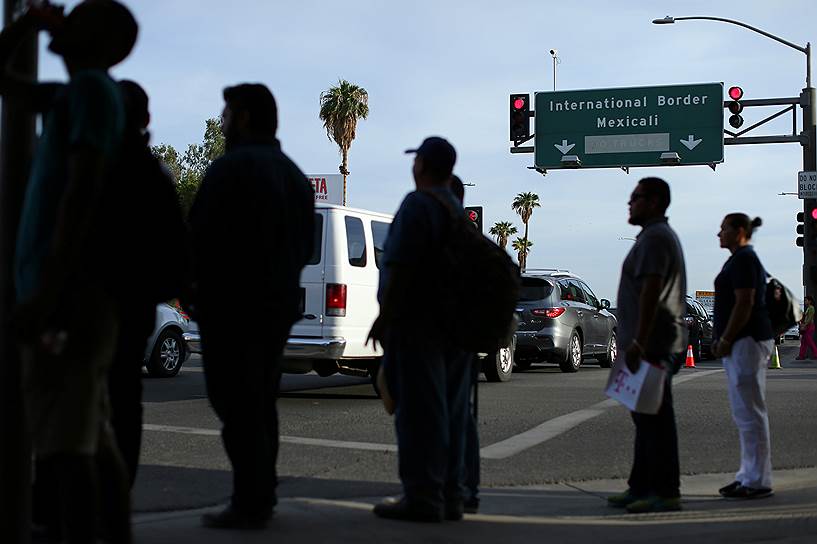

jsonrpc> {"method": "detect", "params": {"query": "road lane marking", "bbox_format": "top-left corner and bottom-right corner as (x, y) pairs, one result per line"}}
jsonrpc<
(142, 424), (397, 453)
(143, 369), (722, 459)
(480, 369), (722, 460)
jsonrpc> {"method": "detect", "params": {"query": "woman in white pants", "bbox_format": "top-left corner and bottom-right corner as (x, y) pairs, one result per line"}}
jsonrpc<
(712, 214), (775, 500)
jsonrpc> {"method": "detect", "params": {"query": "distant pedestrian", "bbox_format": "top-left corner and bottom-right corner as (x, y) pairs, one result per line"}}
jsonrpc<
(796, 295), (817, 360)
(368, 137), (471, 522)
(449, 174), (481, 513)
(713, 214), (775, 499)
(608, 177), (687, 514)
(1, 2), (138, 542)
(189, 83), (315, 529)
(104, 79), (188, 487)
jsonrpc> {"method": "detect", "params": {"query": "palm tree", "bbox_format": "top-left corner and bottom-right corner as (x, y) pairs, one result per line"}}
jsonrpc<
(511, 192), (541, 247)
(489, 221), (517, 249)
(319, 79), (369, 206)
(511, 237), (534, 271)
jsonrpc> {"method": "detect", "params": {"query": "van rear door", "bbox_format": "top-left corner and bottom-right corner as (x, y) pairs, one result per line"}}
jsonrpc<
(290, 210), (325, 338)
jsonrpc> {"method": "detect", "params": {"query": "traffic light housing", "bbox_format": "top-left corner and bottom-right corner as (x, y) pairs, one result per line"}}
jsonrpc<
(727, 86), (744, 129)
(510, 93), (530, 143)
(796, 207), (817, 247)
(465, 206), (483, 232)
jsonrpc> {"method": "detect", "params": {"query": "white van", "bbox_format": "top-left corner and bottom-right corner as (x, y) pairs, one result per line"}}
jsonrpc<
(282, 204), (392, 383)
(281, 202), (516, 386)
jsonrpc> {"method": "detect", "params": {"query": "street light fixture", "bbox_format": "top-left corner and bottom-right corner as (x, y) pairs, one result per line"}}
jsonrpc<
(651, 15), (811, 87)
(653, 14), (815, 297)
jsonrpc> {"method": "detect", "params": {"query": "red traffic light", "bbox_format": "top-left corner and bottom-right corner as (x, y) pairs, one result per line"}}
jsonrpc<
(513, 97), (526, 110)
(728, 86), (743, 101)
(811, 208), (817, 221)
(467, 210), (479, 222)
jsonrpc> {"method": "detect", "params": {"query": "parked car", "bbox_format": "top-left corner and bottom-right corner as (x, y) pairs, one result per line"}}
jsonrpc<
(684, 296), (713, 361)
(143, 302), (192, 378)
(514, 271), (617, 373)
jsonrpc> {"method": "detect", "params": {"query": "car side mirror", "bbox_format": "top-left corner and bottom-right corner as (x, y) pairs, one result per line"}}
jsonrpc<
(600, 299), (611, 309)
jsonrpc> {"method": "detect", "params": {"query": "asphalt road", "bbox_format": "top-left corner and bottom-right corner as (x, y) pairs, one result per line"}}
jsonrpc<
(134, 343), (817, 513)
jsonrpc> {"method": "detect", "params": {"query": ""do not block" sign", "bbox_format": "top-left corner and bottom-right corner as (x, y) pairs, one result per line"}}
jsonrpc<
(799, 171), (817, 199)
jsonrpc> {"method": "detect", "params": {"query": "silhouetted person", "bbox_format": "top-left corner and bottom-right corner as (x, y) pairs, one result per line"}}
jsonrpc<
(449, 174), (480, 513)
(104, 79), (188, 487)
(0, 1), (137, 542)
(608, 177), (686, 514)
(369, 137), (471, 522)
(188, 83), (315, 530)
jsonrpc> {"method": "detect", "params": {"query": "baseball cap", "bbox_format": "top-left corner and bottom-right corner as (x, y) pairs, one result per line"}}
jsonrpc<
(405, 137), (456, 177)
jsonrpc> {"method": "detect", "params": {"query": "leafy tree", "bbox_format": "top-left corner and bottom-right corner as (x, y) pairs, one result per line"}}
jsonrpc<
(489, 221), (517, 249)
(511, 237), (534, 271)
(511, 192), (541, 272)
(152, 117), (224, 216)
(319, 79), (369, 205)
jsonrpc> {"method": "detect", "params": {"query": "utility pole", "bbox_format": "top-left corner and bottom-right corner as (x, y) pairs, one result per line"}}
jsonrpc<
(0, 1), (38, 542)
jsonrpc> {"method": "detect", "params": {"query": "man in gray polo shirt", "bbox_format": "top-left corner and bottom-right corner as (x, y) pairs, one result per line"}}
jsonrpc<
(608, 177), (687, 514)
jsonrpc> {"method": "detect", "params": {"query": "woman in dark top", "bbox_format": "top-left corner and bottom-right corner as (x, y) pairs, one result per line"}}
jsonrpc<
(712, 214), (775, 500)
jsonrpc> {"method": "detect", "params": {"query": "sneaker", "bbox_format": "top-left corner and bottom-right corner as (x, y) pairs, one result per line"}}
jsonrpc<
(463, 497), (480, 514)
(373, 496), (443, 523)
(718, 481), (742, 497)
(625, 496), (682, 513)
(721, 485), (774, 500)
(607, 489), (643, 508)
(201, 506), (271, 530)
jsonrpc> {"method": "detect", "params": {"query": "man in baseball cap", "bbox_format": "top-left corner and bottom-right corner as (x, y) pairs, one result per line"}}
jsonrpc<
(369, 136), (472, 522)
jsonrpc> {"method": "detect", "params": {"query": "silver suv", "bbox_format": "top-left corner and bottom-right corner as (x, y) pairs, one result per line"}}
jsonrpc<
(514, 271), (617, 373)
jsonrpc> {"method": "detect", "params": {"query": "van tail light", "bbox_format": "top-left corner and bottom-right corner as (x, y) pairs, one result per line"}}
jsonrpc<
(531, 307), (566, 318)
(326, 283), (347, 317)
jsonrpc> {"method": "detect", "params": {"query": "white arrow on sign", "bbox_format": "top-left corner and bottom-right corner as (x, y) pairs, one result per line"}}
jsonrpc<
(554, 139), (575, 155)
(680, 135), (702, 150)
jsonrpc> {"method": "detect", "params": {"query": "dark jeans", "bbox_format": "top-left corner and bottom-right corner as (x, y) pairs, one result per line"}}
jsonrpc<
(628, 377), (680, 498)
(383, 330), (472, 511)
(201, 317), (287, 518)
(464, 357), (480, 502)
(108, 303), (154, 487)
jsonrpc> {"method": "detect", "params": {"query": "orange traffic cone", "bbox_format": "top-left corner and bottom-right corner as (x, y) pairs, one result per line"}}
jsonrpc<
(684, 344), (696, 368)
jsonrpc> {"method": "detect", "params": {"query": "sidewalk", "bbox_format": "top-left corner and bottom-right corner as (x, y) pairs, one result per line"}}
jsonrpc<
(133, 468), (817, 543)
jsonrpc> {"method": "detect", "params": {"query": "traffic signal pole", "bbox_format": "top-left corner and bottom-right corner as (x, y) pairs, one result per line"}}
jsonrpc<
(802, 82), (816, 298)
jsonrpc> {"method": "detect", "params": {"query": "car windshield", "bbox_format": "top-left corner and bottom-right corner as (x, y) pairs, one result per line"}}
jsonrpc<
(519, 277), (553, 301)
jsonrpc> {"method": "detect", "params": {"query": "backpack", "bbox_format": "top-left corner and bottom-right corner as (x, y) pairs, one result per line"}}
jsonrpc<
(97, 143), (190, 304)
(765, 275), (802, 336)
(427, 190), (521, 353)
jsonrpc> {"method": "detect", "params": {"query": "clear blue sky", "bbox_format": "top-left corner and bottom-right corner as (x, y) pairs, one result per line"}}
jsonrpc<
(7, 0), (817, 304)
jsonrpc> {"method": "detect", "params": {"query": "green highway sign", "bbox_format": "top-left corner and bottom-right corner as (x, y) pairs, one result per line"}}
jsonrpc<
(534, 83), (724, 170)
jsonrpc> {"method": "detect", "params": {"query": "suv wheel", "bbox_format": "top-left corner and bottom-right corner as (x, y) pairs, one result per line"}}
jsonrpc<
(147, 329), (184, 378)
(598, 332), (617, 368)
(484, 341), (515, 382)
(559, 331), (582, 373)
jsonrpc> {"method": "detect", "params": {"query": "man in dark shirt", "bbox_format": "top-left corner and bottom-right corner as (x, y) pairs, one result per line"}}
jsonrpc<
(1, 2), (137, 541)
(369, 137), (472, 523)
(608, 177), (687, 514)
(189, 83), (314, 529)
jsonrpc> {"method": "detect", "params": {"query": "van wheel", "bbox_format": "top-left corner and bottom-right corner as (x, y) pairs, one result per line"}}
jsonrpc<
(559, 331), (582, 373)
(147, 329), (184, 378)
(484, 341), (515, 382)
